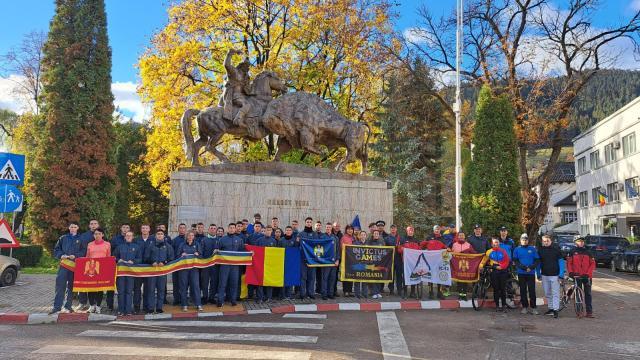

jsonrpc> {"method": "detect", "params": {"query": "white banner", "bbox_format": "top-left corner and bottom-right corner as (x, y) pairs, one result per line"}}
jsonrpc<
(403, 249), (452, 286)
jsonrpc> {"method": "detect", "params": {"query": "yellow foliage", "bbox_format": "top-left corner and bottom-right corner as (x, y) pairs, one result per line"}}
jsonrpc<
(138, 0), (396, 196)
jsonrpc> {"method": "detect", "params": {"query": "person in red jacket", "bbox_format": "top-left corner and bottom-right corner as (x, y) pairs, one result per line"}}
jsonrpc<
(400, 226), (421, 299)
(421, 226), (448, 300)
(567, 237), (596, 317)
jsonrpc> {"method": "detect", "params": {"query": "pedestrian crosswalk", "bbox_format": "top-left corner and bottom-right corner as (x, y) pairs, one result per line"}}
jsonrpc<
(31, 314), (327, 359)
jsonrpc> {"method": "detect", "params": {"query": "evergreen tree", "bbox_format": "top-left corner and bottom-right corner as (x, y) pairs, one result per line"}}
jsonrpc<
(461, 85), (522, 236)
(371, 61), (449, 237)
(29, 0), (117, 249)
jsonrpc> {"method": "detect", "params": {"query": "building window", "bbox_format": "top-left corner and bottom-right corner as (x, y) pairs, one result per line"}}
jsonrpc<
(562, 211), (577, 224)
(592, 223), (601, 235)
(591, 187), (601, 205)
(604, 143), (617, 164)
(589, 150), (600, 170)
(577, 157), (587, 174)
(623, 132), (636, 157)
(580, 224), (589, 235)
(579, 191), (588, 207)
(626, 177), (640, 199)
(606, 182), (620, 202)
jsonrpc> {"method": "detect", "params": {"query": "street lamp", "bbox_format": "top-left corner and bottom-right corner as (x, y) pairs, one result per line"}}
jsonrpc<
(455, 0), (463, 232)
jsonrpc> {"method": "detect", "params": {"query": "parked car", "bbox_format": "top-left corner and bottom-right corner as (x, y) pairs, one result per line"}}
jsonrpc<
(553, 233), (578, 256)
(0, 254), (20, 286)
(584, 235), (630, 266)
(611, 243), (640, 274)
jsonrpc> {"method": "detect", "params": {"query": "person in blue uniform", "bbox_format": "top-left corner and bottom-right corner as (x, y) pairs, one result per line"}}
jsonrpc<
(298, 217), (317, 300)
(321, 223), (339, 300)
(171, 223), (188, 305)
(114, 231), (141, 316)
(256, 226), (278, 303)
(178, 231), (204, 311)
(50, 222), (84, 314)
(144, 229), (174, 314)
(278, 226), (298, 300)
(76, 219), (99, 311)
(200, 224), (220, 305)
(217, 223), (244, 307)
(134, 224), (154, 314)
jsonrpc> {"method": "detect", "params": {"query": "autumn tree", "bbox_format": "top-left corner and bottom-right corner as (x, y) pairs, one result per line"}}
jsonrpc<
(139, 0), (397, 195)
(28, 0), (118, 249)
(405, 0), (640, 236)
(461, 85), (522, 235)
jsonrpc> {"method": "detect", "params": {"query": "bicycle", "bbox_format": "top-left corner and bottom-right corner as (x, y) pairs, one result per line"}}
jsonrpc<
(504, 268), (520, 309)
(559, 276), (587, 318)
(472, 266), (519, 311)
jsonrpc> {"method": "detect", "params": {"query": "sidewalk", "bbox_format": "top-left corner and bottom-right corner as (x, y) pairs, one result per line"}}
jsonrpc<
(0, 274), (547, 324)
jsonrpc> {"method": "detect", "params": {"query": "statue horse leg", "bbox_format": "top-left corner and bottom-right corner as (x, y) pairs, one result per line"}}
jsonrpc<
(299, 128), (323, 156)
(204, 133), (230, 164)
(192, 137), (209, 166)
(274, 137), (293, 161)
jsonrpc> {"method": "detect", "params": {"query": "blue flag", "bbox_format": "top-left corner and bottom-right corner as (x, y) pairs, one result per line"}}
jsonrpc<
(301, 238), (336, 267)
(351, 215), (361, 230)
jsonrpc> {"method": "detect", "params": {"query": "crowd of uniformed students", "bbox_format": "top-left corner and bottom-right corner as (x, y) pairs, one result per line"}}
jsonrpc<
(50, 215), (596, 319)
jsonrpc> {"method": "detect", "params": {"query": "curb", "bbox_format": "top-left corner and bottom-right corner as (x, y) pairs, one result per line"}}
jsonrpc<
(0, 298), (548, 325)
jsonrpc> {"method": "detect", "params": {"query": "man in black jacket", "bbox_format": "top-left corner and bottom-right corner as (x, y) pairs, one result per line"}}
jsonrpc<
(538, 235), (564, 318)
(468, 224), (489, 254)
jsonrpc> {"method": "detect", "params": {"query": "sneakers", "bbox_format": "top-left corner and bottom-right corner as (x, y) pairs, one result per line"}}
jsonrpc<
(182, 306), (188, 312)
(521, 308), (528, 315)
(531, 308), (539, 315)
(586, 312), (594, 318)
(544, 309), (554, 316)
(553, 310), (559, 319)
(197, 306), (204, 312)
(88, 305), (95, 313)
(48, 309), (60, 315)
(95, 306), (101, 314)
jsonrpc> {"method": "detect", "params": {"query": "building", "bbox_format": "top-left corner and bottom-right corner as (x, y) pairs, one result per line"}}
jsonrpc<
(573, 95), (640, 237)
(538, 162), (577, 234)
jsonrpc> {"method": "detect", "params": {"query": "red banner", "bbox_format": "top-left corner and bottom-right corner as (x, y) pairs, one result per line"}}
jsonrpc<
(450, 253), (485, 283)
(73, 257), (117, 292)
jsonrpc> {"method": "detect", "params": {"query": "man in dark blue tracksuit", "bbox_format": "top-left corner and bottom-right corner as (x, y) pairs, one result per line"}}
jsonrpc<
(114, 231), (142, 315)
(320, 223), (339, 300)
(278, 226), (297, 299)
(298, 217), (317, 300)
(256, 226), (278, 303)
(245, 223), (264, 300)
(177, 231), (203, 311)
(50, 223), (84, 314)
(217, 223), (244, 307)
(200, 226), (221, 304)
(76, 219), (99, 310)
(105, 223), (130, 313)
(134, 224), (154, 313)
(171, 223), (188, 305)
(144, 230), (174, 314)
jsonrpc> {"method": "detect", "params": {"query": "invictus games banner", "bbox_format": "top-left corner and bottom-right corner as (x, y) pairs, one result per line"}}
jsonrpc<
(72, 257), (117, 292)
(450, 253), (485, 283)
(403, 249), (452, 286)
(340, 245), (395, 283)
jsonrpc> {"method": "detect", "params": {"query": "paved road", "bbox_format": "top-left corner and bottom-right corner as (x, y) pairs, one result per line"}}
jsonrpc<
(0, 267), (638, 360)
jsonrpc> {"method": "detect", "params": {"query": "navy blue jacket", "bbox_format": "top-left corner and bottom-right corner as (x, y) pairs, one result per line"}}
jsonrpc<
(219, 234), (245, 251)
(200, 236), (220, 258)
(79, 230), (95, 249)
(111, 234), (126, 250)
(172, 234), (186, 255)
(145, 240), (175, 265)
(135, 236), (154, 260)
(278, 235), (297, 248)
(178, 241), (202, 257)
(114, 242), (142, 264)
(247, 233), (264, 246)
(258, 236), (278, 247)
(53, 233), (84, 260)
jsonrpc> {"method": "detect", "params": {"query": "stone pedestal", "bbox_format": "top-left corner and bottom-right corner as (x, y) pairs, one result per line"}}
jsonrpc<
(169, 162), (393, 236)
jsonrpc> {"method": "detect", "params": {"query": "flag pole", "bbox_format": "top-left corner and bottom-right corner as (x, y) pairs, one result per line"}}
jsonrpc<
(455, 0), (463, 232)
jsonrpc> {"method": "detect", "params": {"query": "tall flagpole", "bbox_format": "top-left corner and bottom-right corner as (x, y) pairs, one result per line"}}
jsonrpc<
(455, 0), (463, 232)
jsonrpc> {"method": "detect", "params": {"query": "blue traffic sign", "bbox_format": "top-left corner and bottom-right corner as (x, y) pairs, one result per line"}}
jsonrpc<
(0, 185), (23, 212)
(0, 152), (25, 186)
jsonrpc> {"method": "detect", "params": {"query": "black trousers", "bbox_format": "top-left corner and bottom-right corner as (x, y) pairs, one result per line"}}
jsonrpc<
(88, 292), (103, 306)
(575, 276), (593, 313)
(490, 270), (509, 307)
(518, 274), (536, 308)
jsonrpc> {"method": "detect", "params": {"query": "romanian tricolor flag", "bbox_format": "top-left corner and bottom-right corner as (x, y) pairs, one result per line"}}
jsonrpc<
(598, 188), (607, 207)
(245, 245), (301, 287)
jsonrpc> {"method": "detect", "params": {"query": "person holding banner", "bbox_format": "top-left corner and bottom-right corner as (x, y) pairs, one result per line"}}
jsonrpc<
(217, 223), (244, 307)
(320, 223), (339, 300)
(76, 219), (99, 312)
(480, 237), (511, 312)
(178, 231), (204, 312)
(200, 225), (221, 305)
(134, 224), (154, 313)
(170, 223), (187, 306)
(257, 226), (278, 303)
(365, 229), (385, 299)
(85, 228), (112, 314)
(114, 231), (142, 316)
(422, 226), (448, 300)
(340, 225), (355, 297)
(451, 232), (474, 300)
(353, 231), (368, 298)
(50, 222), (84, 315)
(278, 226), (298, 299)
(298, 217), (317, 300)
(145, 229), (175, 314)
(400, 226), (421, 299)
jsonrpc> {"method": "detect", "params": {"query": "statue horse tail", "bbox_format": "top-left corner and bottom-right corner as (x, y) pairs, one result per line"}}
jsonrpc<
(181, 108), (201, 163)
(361, 121), (372, 173)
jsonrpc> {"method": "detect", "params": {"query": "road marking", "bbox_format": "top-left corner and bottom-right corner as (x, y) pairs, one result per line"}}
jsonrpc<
(33, 345), (312, 359)
(78, 330), (318, 343)
(594, 270), (636, 281)
(283, 313), (327, 319)
(108, 320), (323, 330)
(600, 281), (640, 295)
(376, 312), (411, 360)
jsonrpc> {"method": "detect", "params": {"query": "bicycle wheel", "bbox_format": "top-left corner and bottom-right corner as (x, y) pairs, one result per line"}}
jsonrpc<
(505, 278), (520, 309)
(573, 285), (587, 318)
(559, 283), (568, 312)
(472, 280), (486, 311)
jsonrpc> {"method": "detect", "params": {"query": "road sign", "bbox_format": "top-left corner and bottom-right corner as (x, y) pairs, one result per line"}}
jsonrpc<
(0, 152), (25, 186)
(0, 219), (20, 248)
(0, 185), (23, 212)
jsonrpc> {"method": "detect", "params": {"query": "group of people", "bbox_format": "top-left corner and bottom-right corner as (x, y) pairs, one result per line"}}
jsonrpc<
(50, 214), (596, 319)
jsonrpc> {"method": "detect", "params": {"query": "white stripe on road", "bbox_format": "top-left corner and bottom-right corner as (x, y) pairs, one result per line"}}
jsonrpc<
(376, 312), (411, 360)
(78, 330), (318, 343)
(33, 345), (312, 359)
(108, 320), (323, 330)
(594, 270), (635, 281)
(598, 281), (640, 295)
(283, 313), (327, 319)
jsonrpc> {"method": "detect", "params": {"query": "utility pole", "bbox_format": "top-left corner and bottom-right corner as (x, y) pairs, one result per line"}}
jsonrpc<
(455, 0), (463, 232)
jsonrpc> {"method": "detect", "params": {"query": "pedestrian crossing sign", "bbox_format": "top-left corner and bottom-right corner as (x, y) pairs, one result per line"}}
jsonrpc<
(0, 219), (20, 248)
(0, 152), (25, 186)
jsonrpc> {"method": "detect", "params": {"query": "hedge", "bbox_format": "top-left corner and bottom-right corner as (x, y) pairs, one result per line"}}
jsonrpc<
(0, 245), (43, 267)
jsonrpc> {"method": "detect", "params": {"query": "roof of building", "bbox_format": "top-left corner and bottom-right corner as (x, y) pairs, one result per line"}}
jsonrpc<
(549, 161), (575, 183)
(554, 191), (576, 206)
